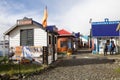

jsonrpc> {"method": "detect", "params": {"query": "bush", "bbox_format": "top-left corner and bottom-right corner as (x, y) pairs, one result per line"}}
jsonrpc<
(0, 63), (44, 76)
(0, 56), (9, 64)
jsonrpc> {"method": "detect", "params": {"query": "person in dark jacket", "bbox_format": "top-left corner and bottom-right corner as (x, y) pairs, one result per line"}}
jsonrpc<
(104, 43), (108, 56)
(110, 41), (115, 55)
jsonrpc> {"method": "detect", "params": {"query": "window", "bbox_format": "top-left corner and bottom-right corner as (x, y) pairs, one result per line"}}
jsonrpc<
(54, 37), (57, 44)
(60, 41), (67, 47)
(49, 35), (52, 44)
(20, 29), (34, 46)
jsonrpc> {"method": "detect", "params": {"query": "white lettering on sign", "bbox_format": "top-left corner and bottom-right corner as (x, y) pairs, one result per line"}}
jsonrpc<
(17, 20), (32, 25)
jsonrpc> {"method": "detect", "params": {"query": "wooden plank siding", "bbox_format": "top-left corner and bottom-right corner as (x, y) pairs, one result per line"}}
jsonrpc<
(9, 25), (47, 47)
(34, 28), (47, 46)
(9, 27), (20, 47)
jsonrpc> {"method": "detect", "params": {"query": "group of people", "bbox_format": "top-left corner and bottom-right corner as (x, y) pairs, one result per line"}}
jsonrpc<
(104, 41), (115, 56)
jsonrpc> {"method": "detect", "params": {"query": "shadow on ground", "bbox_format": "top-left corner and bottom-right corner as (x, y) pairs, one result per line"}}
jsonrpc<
(74, 49), (92, 54)
(56, 57), (115, 67)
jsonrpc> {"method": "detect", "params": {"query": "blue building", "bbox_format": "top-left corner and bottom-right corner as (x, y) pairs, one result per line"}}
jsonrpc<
(91, 18), (120, 54)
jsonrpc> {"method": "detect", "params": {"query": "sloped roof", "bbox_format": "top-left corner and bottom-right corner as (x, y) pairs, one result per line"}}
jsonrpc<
(92, 20), (120, 37)
(58, 29), (71, 35)
(92, 23), (119, 37)
(46, 25), (58, 32)
(4, 17), (46, 35)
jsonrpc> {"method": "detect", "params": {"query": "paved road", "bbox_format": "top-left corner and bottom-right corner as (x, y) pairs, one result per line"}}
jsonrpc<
(22, 49), (120, 80)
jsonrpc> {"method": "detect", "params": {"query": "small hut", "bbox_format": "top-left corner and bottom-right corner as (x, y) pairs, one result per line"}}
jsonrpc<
(91, 18), (120, 54)
(57, 29), (74, 54)
(4, 17), (58, 64)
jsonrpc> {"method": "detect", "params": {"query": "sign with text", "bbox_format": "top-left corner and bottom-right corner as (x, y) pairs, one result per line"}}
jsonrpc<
(17, 19), (32, 25)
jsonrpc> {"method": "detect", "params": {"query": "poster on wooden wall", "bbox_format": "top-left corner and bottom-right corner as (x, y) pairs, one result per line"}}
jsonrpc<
(10, 46), (43, 64)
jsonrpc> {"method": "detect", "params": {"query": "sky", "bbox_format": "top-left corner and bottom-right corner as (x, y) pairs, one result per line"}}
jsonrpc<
(0, 0), (120, 39)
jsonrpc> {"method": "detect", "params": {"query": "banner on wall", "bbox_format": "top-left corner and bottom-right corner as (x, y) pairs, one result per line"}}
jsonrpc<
(10, 46), (43, 64)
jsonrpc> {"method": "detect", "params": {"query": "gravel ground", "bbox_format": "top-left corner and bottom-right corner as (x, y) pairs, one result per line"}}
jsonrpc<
(22, 52), (120, 80)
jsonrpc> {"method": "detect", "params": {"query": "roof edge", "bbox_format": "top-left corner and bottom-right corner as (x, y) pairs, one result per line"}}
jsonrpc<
(4, 24), (17, 35)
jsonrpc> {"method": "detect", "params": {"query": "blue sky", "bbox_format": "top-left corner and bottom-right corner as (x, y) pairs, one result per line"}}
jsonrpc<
(0, 0), (120, 39)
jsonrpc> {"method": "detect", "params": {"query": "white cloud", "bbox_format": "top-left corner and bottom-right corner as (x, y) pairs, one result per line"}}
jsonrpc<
(0, 1), (43, 40)
(0, 0), (120, 40)
(48, 0), (120, 35)
(0, 13), (42, 40)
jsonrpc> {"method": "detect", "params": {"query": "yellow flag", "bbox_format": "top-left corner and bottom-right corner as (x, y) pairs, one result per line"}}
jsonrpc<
(42, 6), (48, 28)
(116, 23), (120, 31)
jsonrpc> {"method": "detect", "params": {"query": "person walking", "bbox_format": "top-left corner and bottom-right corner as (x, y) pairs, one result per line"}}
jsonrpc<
(104, 43), (108, 56)
(110, 41), (115, 55)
